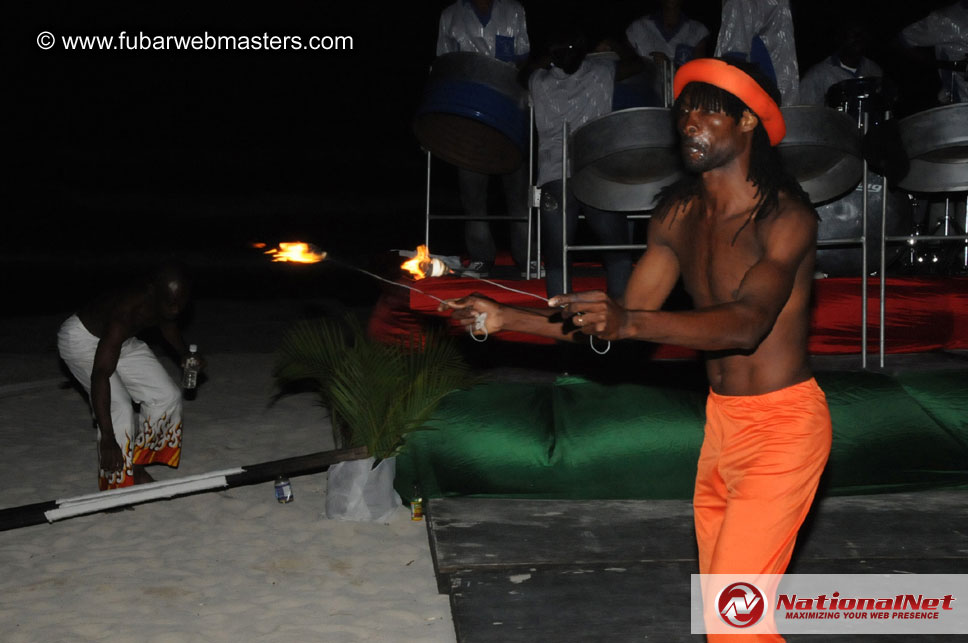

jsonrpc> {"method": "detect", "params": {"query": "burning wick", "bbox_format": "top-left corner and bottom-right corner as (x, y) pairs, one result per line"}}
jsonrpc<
(259, 241), (327, 264)
(401, 245), (452, 279)
(401, 245), (548, 303)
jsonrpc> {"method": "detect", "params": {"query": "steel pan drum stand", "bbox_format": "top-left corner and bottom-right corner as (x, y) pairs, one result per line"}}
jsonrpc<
(927, 195), (968, 272)
(899, 194), (968, 272)
(881, 193), (968, 365)
(422, 99), (538, 279)
(559, 122), (649, 295)
(806, 114), (874, 368)
(882, 103), (968, 365)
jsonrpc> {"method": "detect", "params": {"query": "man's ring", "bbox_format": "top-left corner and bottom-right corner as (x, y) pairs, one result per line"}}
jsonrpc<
(576, 313), (584, 326)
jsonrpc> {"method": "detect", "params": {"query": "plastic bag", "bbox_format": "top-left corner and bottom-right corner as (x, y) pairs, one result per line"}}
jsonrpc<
(324, 456), (402, 522)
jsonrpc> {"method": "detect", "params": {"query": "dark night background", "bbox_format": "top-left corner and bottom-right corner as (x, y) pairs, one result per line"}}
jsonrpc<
(6, 0), (957, 315)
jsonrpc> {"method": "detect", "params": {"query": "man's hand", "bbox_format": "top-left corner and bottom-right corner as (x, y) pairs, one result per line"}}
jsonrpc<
(438, 294), (505, 336)
(549, 291), (628, 340)
(98, 435), (124, 474)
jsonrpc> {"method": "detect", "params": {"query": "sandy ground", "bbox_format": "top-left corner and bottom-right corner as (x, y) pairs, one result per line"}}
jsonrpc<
(0, 299), (456, 643)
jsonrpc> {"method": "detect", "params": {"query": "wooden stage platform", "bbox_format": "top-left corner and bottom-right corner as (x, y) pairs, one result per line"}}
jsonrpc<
(426, 491), (968, 642)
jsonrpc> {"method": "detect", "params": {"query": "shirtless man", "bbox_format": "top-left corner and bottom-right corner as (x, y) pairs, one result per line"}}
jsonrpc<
(58, 263), (200, 490)
(441, 58), (832, 641)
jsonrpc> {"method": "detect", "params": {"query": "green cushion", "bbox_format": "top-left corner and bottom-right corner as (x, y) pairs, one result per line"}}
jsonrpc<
(396, 371), (968, 501)
(896, 370), (968, 447)
(818, 371), (968, 495)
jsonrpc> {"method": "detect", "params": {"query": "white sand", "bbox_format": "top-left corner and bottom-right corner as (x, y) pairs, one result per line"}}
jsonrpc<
(0, 301), (456, 642)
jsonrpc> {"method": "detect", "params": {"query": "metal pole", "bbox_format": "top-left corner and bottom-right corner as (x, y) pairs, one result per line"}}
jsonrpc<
(527, 98), (534, 279)
(536, 187), (542, 282)
(669, 59), (675, 105)
(536, 183), (542, 283)
(561, 121), (569, 295)
(861, 115), (869, 369)
(425, 150), (432, 250)
(963, 194), (968, 270)
(944, 196), (951, 236)
(879, 172), (888, 368)
(662, 59), (669, 107)
(663, 59), (675, 108)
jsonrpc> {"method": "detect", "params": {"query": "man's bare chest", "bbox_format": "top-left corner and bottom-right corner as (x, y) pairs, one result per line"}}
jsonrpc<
(674, 217), (762, 307)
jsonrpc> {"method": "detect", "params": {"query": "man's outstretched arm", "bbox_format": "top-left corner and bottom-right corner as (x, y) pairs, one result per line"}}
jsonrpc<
(439, 213), (683, 340)
(439, 296), (577, 340)
(558, 203), (817, 350)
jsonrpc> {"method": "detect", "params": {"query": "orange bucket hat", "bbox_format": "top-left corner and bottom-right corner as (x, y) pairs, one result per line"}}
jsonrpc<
(673, 58), (786, 146)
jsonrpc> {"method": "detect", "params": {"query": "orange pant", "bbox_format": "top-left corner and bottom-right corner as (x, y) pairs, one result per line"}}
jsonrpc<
(694, 378), (832, 642)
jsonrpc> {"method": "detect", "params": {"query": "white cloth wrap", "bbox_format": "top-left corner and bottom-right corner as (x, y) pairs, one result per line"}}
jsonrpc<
(57, 314), (182, 486)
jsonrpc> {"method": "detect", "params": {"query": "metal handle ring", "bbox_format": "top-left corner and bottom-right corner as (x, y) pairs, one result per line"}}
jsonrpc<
(589, 336), (611, 355)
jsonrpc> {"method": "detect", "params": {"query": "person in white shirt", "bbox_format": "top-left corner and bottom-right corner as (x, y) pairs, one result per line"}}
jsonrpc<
(437, 0), (529, 63)
(625, 0), (710, 68)
(436, 0), (531, 277)
(899, 0), (968, 104)
(529, 25), (632, 299)
(799, 24), (885, 106)
(715, 0), (800, 105)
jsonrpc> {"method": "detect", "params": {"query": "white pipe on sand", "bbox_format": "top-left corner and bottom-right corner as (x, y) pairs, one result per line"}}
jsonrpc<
(45, 468), (244, 522)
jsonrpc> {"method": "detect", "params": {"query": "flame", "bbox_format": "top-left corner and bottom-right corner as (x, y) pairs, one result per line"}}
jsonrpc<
(263, 242), (327, 263)
(401, 244), (433, 280)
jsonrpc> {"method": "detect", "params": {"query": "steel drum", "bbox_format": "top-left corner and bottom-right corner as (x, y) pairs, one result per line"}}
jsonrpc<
(570, 107), (682, 212)
(413, 52), (529, 175)
(816, 171), (912, 277)
(826, 76), (896, 129)
(777, 106), (864, 204)
(897, 103), (968, 193)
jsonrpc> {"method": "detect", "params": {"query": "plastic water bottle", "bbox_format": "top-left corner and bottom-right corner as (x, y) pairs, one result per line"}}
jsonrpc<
(275, 476), (294, 503)
(182, 344), (200, 400)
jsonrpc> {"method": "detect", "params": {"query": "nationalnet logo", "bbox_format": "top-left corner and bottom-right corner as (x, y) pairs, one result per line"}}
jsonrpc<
(692, 574), (968, 635)
(717, 582), (767, 628)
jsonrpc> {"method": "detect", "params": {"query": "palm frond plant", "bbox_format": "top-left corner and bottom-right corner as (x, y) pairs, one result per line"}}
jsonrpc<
(273, 316), (472, 463)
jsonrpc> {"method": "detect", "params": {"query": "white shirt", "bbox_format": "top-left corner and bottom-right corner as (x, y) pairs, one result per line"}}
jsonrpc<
(626, 13), (709, 67)
(715, 0), (800, 105)
(799, 56), (884, 106)
(901, 1), (968, 103)
(436, 0), (530, 63)
(529, 54), (617, 185)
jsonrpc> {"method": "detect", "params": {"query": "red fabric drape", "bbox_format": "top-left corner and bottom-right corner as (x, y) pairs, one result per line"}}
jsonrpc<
(367, 276), (968, 356)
